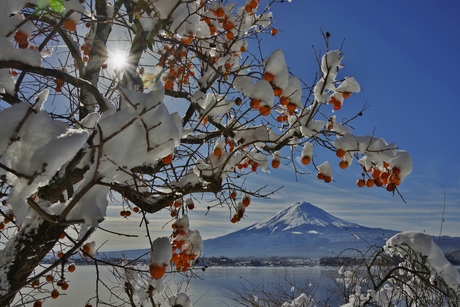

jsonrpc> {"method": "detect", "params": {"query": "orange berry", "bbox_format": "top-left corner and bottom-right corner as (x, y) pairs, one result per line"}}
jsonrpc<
(61, 281), (69, 291)
(162, 154), (173, 165)
(383, 161), (390, 168)
(380, 172), (389, 183)
(245, 4), (253, 12)
(18, 41), (29, 49)
(57, 251), (64, 258)
(386, 183), (396, 192)
(374, 178), (384, 187)
(271, 28), (279, 36)
(339, 160), (348, 169)
(164, 80), (174, 90)
(149, 264), (166, 280)
(226, 31), (234, 40)
(249, 0), (258, 8)
(222, 20), (235, 31)
(263, 72), (275, 82)
(125, 210), (131, 217)
(357, 179), (365, 188)
(208, 24), (216, 35)
(389, 173), (401, 185)
(64, 19), (77, 31)
(271, 159), (280, 169)
(187, 202), (195, 210)
(366, 178), (375, 188)
(215, 7), (225, 17)
(336, 148), (346, 158)
(250, 98), (260, 110)
(46, 275), (53, 282)
(392, 167), (401, 175)
(330, 96), (341, 110)
(286, 103), (297, 112)
(31, 280), (40, 288)
(240, 46), (246, 53)
(51, 289), (60, 299)
(82, 243), (91, 254)
(68, 263), (76, 273)
(342, 92), (351, 99)
(0, 222), (4, 230)
(213, 147), (223, 156)
(230, 190), (237, 199)
(170, 210), (177, 218)
(133, 206), (140, 213)
(276, 115), (283, 122)
(33, 300), (43, 307)
(180, 34), (194, 45)
(301, 156), (311, 165)
(259, 105), (271, 116)
(242, 197), (250, 207)
(279, 96), (289, 106)
(317, 172), (324, 180)
(14, 31), (28, 45)
(372, 168), (381, 179)
(59, 232), (66, 239)
(273, 87), (283, 97)
(323, 175), (332, 183)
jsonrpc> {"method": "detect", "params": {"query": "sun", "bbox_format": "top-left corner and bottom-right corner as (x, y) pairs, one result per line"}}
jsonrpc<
(108, 50), (129, 70)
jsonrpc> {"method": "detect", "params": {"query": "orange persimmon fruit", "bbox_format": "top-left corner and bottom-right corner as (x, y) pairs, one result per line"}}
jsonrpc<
(51, 289), (60, 299)
(263, 72), (275, 82)
(149, 264), (166, 280)
(336, 148), (346, 158)
(301, 156), (311, 165)
(271, 159), (280, 169)
(339, 160), (348, 169)
(259, 105), (271, 116)
(161, 154), (173, 165)
(63, 19), (77, 31)
(250, 98), (260, 109)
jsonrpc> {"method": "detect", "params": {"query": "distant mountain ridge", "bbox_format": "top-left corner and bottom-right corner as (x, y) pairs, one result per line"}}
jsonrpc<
(100, 202), (460, 259)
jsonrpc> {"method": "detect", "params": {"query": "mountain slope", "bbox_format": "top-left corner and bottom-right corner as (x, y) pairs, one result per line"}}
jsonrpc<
(203, 202), (399, 257)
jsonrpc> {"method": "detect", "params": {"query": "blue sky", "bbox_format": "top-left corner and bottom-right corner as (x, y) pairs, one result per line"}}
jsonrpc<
(90, 1), (460, 251)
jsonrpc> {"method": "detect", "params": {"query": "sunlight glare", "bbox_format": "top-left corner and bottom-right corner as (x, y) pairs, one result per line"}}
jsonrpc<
(109, 50), (129, 70)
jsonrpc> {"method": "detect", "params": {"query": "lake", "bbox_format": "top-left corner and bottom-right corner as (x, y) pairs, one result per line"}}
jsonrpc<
(22, 265), (460, 306)
(28, 265), (339, 306)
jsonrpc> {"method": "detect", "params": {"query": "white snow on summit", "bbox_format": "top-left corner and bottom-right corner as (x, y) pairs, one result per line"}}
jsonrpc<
(248, 201), (359, 232)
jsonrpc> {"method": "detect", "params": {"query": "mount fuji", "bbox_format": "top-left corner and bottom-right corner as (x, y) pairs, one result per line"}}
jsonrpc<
(203, 201), (401, 258)
(100, 202), (460, 260)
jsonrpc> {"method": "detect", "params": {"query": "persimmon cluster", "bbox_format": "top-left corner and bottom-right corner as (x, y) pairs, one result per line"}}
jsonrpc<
(159, 45), (195, 91)
(237, 157), (259, 172)
(230, 194), (250, 223)
(30, 261), (75, 306)
(170, 221), (198, 272)
(357, 162), (402, 192)
(169, 198), (195, 218)
(330, 91), (352, 111)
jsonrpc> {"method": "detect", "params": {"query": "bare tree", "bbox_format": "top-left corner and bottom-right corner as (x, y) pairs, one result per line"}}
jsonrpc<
(0, 0), (412, 306)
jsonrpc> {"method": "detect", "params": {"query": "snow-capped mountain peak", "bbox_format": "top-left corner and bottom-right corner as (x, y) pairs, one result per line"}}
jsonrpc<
(247, 201), (358, 232)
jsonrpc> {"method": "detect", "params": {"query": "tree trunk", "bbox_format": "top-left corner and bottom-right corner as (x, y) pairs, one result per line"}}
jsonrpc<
(0, 219), (65, 306)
